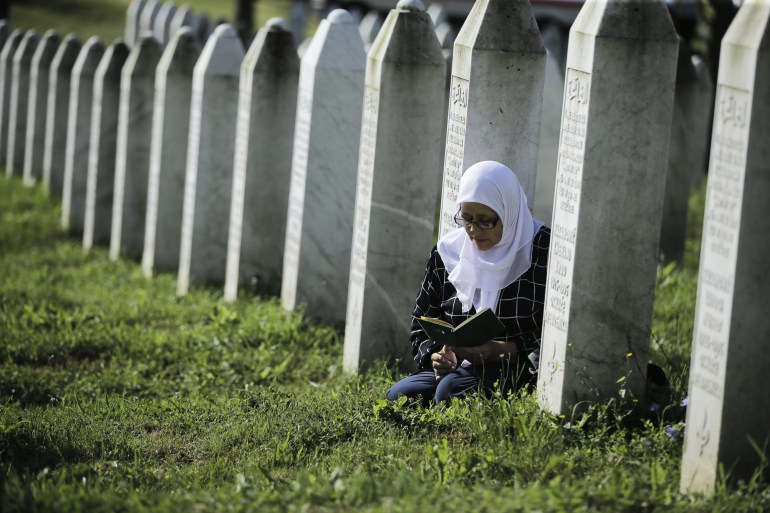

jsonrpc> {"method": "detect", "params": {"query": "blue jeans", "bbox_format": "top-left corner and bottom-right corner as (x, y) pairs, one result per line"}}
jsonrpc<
(386, 359), (529, 404)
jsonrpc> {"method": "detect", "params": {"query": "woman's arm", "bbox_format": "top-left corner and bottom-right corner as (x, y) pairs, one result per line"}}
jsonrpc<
(410, 248), (445, 369)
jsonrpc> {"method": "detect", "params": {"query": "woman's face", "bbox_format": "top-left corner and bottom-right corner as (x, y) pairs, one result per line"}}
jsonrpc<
(459, 202), (503, 251)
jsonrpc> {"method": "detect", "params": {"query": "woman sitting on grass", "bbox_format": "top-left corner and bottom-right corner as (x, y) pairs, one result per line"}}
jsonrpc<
(386, 160), (550, 404)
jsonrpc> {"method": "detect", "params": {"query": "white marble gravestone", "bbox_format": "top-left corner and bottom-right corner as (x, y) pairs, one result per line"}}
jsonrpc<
(536, 0), (679, 415)
(0, 20), (9, 49)
(108, 37), (162, 260)
(6, 30), (39, 178)
(358, 11), (383, 51)
(23, 30), (59, 186)
(280, 9), (365, 322)
(342, 0), (446, 372)
(0, 29), (21, 169)
(177, 24), (244, 296)
(43, 34), (81, 198)
(224, 19), (299, 301)
(437, 0), (545, 238)
(153, 2), (177, 47)
(139, 0), (161, 38)
(169, 5), (193, 39)
(142, 28), (200, 277)
(680, 0), (770, 495)
(81, 40), (129, 246)
(62, 37), (105, 232)
(126, 0), (147, 48)
(532, 50), (565, 226)
(658, 41), (712, 265)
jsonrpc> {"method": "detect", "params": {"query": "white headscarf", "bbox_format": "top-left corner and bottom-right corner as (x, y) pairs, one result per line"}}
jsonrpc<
(437, 161), (544, 313)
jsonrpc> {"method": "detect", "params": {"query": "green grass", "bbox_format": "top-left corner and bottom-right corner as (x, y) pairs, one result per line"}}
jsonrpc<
(1, 174), (768, 513)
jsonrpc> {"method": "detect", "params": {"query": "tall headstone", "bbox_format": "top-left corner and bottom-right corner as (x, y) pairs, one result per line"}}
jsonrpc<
(153, 2), (177, 47)
(437, 0), (545, 238)
(142, 28), (200, 277)
(177, 24), (244, 295)
(680, 0), (770, 495)
(280, 10), (365, 321)
(533, 50), (566, 225)
(169, 5), (193, 39)
(61, 37), (105, 232)
(43, 34), (81, 198)
(139, 0), (161, 38)
(658, 41), (713, 265)
(82, 41), (130, 248)
(536, 0), (679, 414)
(126, 0), (147, 48)
(0, 30), (21, 169)
(108, 37), (161, 259)
(342, 0), (446, 371)
(358, 11), (384, 51)
(224, 19), (299, 300)
(6, 30), (39, 178)
(23, 30), (60, 186)
(0, 20), (10, 50)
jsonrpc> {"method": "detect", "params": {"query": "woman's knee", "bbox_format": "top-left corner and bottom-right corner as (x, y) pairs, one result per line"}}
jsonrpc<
(386, 371), (436, 401)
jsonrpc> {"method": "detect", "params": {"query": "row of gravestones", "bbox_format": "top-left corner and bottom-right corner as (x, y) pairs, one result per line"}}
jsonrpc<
(1, 0), (767, 497)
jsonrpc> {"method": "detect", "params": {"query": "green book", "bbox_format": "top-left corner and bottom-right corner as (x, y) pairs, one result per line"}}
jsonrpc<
(417, 307), (505, 348)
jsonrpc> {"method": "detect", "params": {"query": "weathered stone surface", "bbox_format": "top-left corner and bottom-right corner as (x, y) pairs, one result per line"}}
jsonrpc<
(659, 40), (713, 265)
(125, 0), (147, 48)
(81, 40), (129, 246)
(224, 18), (299, 300)
(61, 37), (105, 233)
(169, 5), (193, 39)
(23, 30), (59, 186)
(437, 0), (545, 238)
(139, 0), (161, 38)
(177, 24), (244, 295)
(0, 29), (21, 168)
(343, 0), (446, 371)
(680, 0), (770, 495)
(43, 34), (81, 198)
(533, 49), (565, 225)
(7, 30), (39, 177)
(153, 2), (177, 47)
(108, 37), (162, 259)
(280, 9), (365, 323)
(536, 0), (679, 414)
(142, 27), (200, 277)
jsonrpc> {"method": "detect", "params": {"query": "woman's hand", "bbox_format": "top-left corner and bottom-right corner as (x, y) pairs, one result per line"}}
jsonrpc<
(431, 346), (457, 381)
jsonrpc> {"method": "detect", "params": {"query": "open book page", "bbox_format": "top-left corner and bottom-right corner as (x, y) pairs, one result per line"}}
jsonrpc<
(417, 307), (505, 347)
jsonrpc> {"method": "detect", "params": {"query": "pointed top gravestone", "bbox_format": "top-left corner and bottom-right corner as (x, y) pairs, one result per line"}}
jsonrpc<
(280, 9), (366, 323)
(109, 36), (162, 260)
(61, 36), (105, 233)
(126, 0), (147, 47)
(82, 39), (130, 248)
(0, 20), (10, 51)
(139, 0), (161, 38)
(142, 27), (201, 278)
(7, 30), (39, 178)
(342, 0), (446, 371)
(154, 2), (177, 47)
(0, 29), (21, 168)
(680, 0), (770, 495)
(437, 0), (545, 238)
(536, 0), (678, 415)
(23, 29), (60, 186)
(169, 5), (193, 40)
(224, 18), (299, 301)
(43, 34), (81, 198)
(177, 24), (244, 296)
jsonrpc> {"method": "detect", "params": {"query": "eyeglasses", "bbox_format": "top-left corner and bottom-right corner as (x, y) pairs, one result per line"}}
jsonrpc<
(453, 210), (500, 230)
